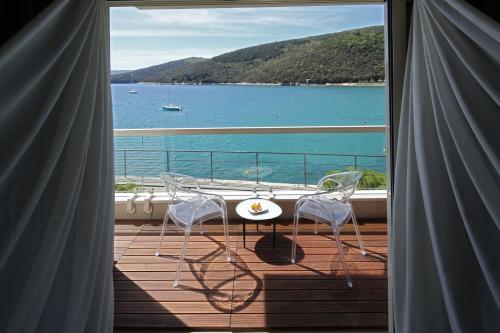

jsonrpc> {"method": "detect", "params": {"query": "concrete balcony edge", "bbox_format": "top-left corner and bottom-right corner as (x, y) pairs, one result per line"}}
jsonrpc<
(115, 189), (387, 220)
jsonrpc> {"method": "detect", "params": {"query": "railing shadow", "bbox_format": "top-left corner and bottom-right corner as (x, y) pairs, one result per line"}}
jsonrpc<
(113, 269), (187, 329)
(232, 221), (388, 329)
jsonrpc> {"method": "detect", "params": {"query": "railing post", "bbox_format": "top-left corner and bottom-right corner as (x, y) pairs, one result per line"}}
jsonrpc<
(166, 151), (170, 172)
(303, 154), (307, 186)
(256, 153), (259, 184)
(354, 155), (358, 169)
(210, 151), (214, 182)
(123, 151), (127, 177)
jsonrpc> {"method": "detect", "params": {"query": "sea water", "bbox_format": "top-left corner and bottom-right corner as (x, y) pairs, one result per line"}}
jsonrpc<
(112, 83), (386, 185)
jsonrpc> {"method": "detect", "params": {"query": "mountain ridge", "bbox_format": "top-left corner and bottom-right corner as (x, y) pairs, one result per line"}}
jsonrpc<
(111, 25), (384, 85)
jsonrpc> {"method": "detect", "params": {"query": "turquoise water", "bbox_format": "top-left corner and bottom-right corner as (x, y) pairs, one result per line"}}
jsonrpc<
(112, 84), (386, 185)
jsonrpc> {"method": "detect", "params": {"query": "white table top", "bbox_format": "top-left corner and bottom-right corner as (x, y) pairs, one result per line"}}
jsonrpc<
(235, 198), (282, 221)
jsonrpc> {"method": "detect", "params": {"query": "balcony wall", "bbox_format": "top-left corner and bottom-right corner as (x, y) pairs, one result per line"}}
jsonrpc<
(115, 190), (387, 221)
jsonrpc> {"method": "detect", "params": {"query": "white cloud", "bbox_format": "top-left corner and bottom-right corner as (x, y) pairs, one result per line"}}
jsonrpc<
(110, 29), (263, 38)
(109, 5), (384, 69)
(110, 6), (358, 39)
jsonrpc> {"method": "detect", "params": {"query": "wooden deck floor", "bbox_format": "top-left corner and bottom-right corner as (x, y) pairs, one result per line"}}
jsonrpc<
(114, 219), (388, 330)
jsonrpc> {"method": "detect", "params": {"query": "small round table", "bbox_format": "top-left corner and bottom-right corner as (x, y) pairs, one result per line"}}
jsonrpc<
(236, 198), (282, 248)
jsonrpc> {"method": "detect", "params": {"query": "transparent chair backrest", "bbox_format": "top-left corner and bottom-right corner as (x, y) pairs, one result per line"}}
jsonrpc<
(160, 172), (201, 202)
(316, 171), (363, 202)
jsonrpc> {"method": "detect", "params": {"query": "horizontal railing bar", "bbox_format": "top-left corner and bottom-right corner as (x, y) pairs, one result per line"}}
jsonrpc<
(212, 160), (256, 163)
(119, 171), (329, 176)
(113, 125), (385, 136)
(162, 167), (208, 172)
(211, 171), (307, 175)
(171, 159), (209, 162)
(114, 148), (384, 158)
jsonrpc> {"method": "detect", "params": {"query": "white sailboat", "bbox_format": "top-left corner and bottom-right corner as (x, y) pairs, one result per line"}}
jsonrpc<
(162, 87), (183, 111)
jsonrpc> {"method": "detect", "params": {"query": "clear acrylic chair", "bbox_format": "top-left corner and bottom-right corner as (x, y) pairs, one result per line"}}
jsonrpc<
(155, 173), (231, 287)
(290, 171), (366, 288)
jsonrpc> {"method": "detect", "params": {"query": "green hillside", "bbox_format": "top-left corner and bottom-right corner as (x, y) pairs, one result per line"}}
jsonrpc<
(111, 26), (384, 84)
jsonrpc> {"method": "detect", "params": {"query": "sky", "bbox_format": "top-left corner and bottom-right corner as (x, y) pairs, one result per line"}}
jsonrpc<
(110, 5), (384, 70)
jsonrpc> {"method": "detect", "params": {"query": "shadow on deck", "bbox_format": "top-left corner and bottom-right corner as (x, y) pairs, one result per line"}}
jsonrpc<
(113, 219), (388, 330)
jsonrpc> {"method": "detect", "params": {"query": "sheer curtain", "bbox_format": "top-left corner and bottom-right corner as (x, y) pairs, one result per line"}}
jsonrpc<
(0, 0), (114, 332)
(393, 0), (499, 332)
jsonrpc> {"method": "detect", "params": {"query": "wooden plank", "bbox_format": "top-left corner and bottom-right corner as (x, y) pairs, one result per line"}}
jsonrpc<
(230, 289), (388, 302)
(113, 269), (387, 282)
(233, 261), (387, 271)
(114, 280), (234, 291)
(114, 241), (133, 247)
(114, 235), (140, 241)
(124, 246), (387, 256)
(125, 247), (238, 255)
(233, 278), (388, 290)
(118, 254), (234, 263)
(114, 262), (236, 272)
(114, 313), (230, 329)
(230, 313), (387, 328)
(115, 301), (231, 314)
(113, 271), (235, 281)
(137, 220), (387, 231)
(128, 237), (386, 245)
(124, 240), (238, 249)
(235, 246), (388, 255)
(126, 234), (387, 242)
(114, 261), (387, 272)
(232, 300), (388, 314)
(116, 253), (385, 264)
(115, 289), (386, 302)
(237, 240), (388, 248)
(235, 253), (387, 263)
(233, 270), (387, 279)
(115, 290), (235, 302)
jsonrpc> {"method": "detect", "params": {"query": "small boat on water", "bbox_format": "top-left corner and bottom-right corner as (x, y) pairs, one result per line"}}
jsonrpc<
(162, 87), (183, 111)
(129, 89), (138, 94)
(162, 104), (183, 111)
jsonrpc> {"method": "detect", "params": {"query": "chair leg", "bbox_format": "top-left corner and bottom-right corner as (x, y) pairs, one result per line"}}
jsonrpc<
(351, 211), (366, 255)
(155, 213), (170, 256)
(314, 219), (318, 235)
(222, 213), (231, 262)
(290, 211), (300, 264)
(174, 230), (191, 287)
(332, 224), (353, 288)
(199, 221), (204, 235)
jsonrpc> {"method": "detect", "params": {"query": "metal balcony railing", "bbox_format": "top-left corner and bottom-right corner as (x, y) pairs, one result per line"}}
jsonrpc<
(113, 126), (386, 188)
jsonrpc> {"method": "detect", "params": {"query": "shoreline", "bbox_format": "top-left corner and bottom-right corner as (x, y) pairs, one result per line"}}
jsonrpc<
(113, 81), (385, 87)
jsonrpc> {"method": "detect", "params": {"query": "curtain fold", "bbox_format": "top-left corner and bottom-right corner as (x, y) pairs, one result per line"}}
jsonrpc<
(0, 0), (114, 332)
(393, 0), (500, 332)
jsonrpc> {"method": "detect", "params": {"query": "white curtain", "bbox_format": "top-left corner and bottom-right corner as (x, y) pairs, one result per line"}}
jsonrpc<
(393, 0), (500, 332)
(0, 0), (114, 332)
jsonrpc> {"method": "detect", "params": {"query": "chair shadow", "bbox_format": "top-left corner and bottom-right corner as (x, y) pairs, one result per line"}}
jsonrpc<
(159, 234), (263, 314)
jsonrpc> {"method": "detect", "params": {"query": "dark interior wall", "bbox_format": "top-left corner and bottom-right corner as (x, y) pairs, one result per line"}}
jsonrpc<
(465, 0), (500, 23)
(1, 0), (54, 46)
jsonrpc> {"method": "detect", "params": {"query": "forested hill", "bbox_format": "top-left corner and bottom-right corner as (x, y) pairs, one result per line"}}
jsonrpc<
(111, 26), (384, 85)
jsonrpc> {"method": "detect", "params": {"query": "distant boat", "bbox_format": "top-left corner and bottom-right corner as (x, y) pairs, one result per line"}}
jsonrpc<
(162, 104), (183, 111)
(129, 89), (138, 94)
(162, 87), (182, 111)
